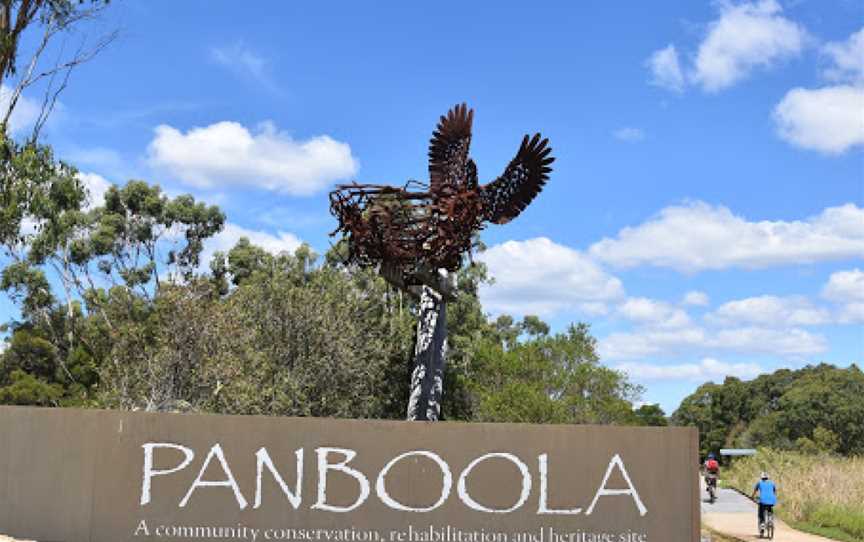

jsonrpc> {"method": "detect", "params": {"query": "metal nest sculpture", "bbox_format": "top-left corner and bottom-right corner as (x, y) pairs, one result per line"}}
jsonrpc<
(329, 103), (554, 291)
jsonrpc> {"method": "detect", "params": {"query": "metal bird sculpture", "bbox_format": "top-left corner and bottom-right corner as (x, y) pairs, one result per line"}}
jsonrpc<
(329, 103), (554, 291)
(330, 103), (554, 421)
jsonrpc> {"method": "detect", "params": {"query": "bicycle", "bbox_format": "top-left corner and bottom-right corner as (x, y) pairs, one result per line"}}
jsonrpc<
(759, 506), (774, 539)
(706, 474), (717, 504)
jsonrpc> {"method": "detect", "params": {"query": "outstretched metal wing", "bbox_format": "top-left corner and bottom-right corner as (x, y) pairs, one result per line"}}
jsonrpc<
(480, 133), (554, 224)
(428, 103), (477, 195)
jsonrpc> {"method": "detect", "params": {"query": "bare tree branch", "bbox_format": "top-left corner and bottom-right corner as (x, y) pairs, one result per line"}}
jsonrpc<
(0, 1), (115, 139)
(1, 13), (54, 131)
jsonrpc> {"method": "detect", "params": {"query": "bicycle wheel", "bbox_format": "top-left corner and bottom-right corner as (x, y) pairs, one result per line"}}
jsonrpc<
(767, 513), (774, 539)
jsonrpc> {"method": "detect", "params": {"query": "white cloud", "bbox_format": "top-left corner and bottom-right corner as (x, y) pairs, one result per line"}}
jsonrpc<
(589, 202), (864, 272)
(600, 324), (826, 361)
(772, 27), (864, 155)
(613, 127), (646, 142)
(478, 237), (624, 317)
(647, 45), (685, 92)
(683, 291), (710, 306)
(822, 268), (864, 303)
(691, 0), (807, 91)
(616, 358), (763, 381)
(158, 222), (301, 283)
(198, 223), (303, 273)
(63, 146), (136, 183)
(210, 222), (302, 256)
(600, 327), (707, 360)
(822, 268), (864, 323)
(617, 297), (692, 329)
(577, 302), (613, 317)
(210, 41), (277, 91)
(822, 27), (864, 83)
(773, 85), (864, 154)
(19, 217), (39, 237)
(0, 85), (40, 135)
(147, 121), (358, 195)
(707, 295), (830, 327)
(77, 172), (112, 210)
(836, 303), (864, 324)
(713, 326), (826, 356)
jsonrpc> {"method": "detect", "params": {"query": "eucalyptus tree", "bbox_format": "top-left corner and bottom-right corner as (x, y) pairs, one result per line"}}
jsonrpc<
(0, 173), (225, 407)
(0, 0), (118, 406)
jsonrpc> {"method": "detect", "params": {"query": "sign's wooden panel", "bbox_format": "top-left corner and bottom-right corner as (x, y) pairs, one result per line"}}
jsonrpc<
(0, 406), (700, 542)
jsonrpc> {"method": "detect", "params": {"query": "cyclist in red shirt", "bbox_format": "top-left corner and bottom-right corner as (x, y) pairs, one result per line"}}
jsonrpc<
(704, 453), (720, 501)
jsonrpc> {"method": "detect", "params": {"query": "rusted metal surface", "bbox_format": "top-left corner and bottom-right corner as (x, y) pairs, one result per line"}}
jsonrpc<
(329, 103), (554, 288)
(329, 180), (482, 285)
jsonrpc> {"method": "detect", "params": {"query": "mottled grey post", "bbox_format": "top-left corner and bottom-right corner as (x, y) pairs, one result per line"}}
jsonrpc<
(406, 285), (448, 421)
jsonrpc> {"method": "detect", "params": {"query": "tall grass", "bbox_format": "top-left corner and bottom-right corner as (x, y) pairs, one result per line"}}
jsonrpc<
(724, 449), (864, 541)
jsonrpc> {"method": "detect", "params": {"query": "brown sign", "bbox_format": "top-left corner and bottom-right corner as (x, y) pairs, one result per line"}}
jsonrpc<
(0, 406), (699, 542)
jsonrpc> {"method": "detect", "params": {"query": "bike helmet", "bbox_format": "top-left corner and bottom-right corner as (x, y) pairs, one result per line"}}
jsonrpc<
(708, 453), (716, 459)
(760, 471), (769, 479)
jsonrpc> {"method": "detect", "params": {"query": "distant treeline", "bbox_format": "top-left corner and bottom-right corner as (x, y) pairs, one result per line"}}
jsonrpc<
(672, 363), (864, 458)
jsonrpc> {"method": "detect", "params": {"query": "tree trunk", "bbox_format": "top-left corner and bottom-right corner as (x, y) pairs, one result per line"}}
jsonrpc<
(406, 284), (447, 421)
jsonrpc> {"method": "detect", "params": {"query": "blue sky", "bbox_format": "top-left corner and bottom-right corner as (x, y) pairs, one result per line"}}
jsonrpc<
(1, 0), (862, 414)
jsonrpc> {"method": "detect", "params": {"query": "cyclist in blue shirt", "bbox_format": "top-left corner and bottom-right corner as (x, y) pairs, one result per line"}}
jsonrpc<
(750, 471), (778, 531)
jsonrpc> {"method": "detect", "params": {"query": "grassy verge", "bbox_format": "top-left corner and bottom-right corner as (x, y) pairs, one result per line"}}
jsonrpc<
(724, 449), (864, 541)
(792, 503), (864, 542)
(794, 521), (861, 542)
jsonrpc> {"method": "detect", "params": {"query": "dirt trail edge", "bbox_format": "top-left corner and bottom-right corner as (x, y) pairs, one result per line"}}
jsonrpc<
(700, 479), (837, 541)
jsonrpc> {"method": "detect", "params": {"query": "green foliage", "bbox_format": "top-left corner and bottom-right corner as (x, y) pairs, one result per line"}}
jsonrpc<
(632, 403), (668, 426)
(1, 135), (71, 248)
(0, 369), (63, 405)
(796, 426), (841, 455)
(464, 319), (641, 424)
(0, 260), (53, 315)
(90, 181), (225, 288)
(2, 327), (57, 380)
(672, 364), (864, 457)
